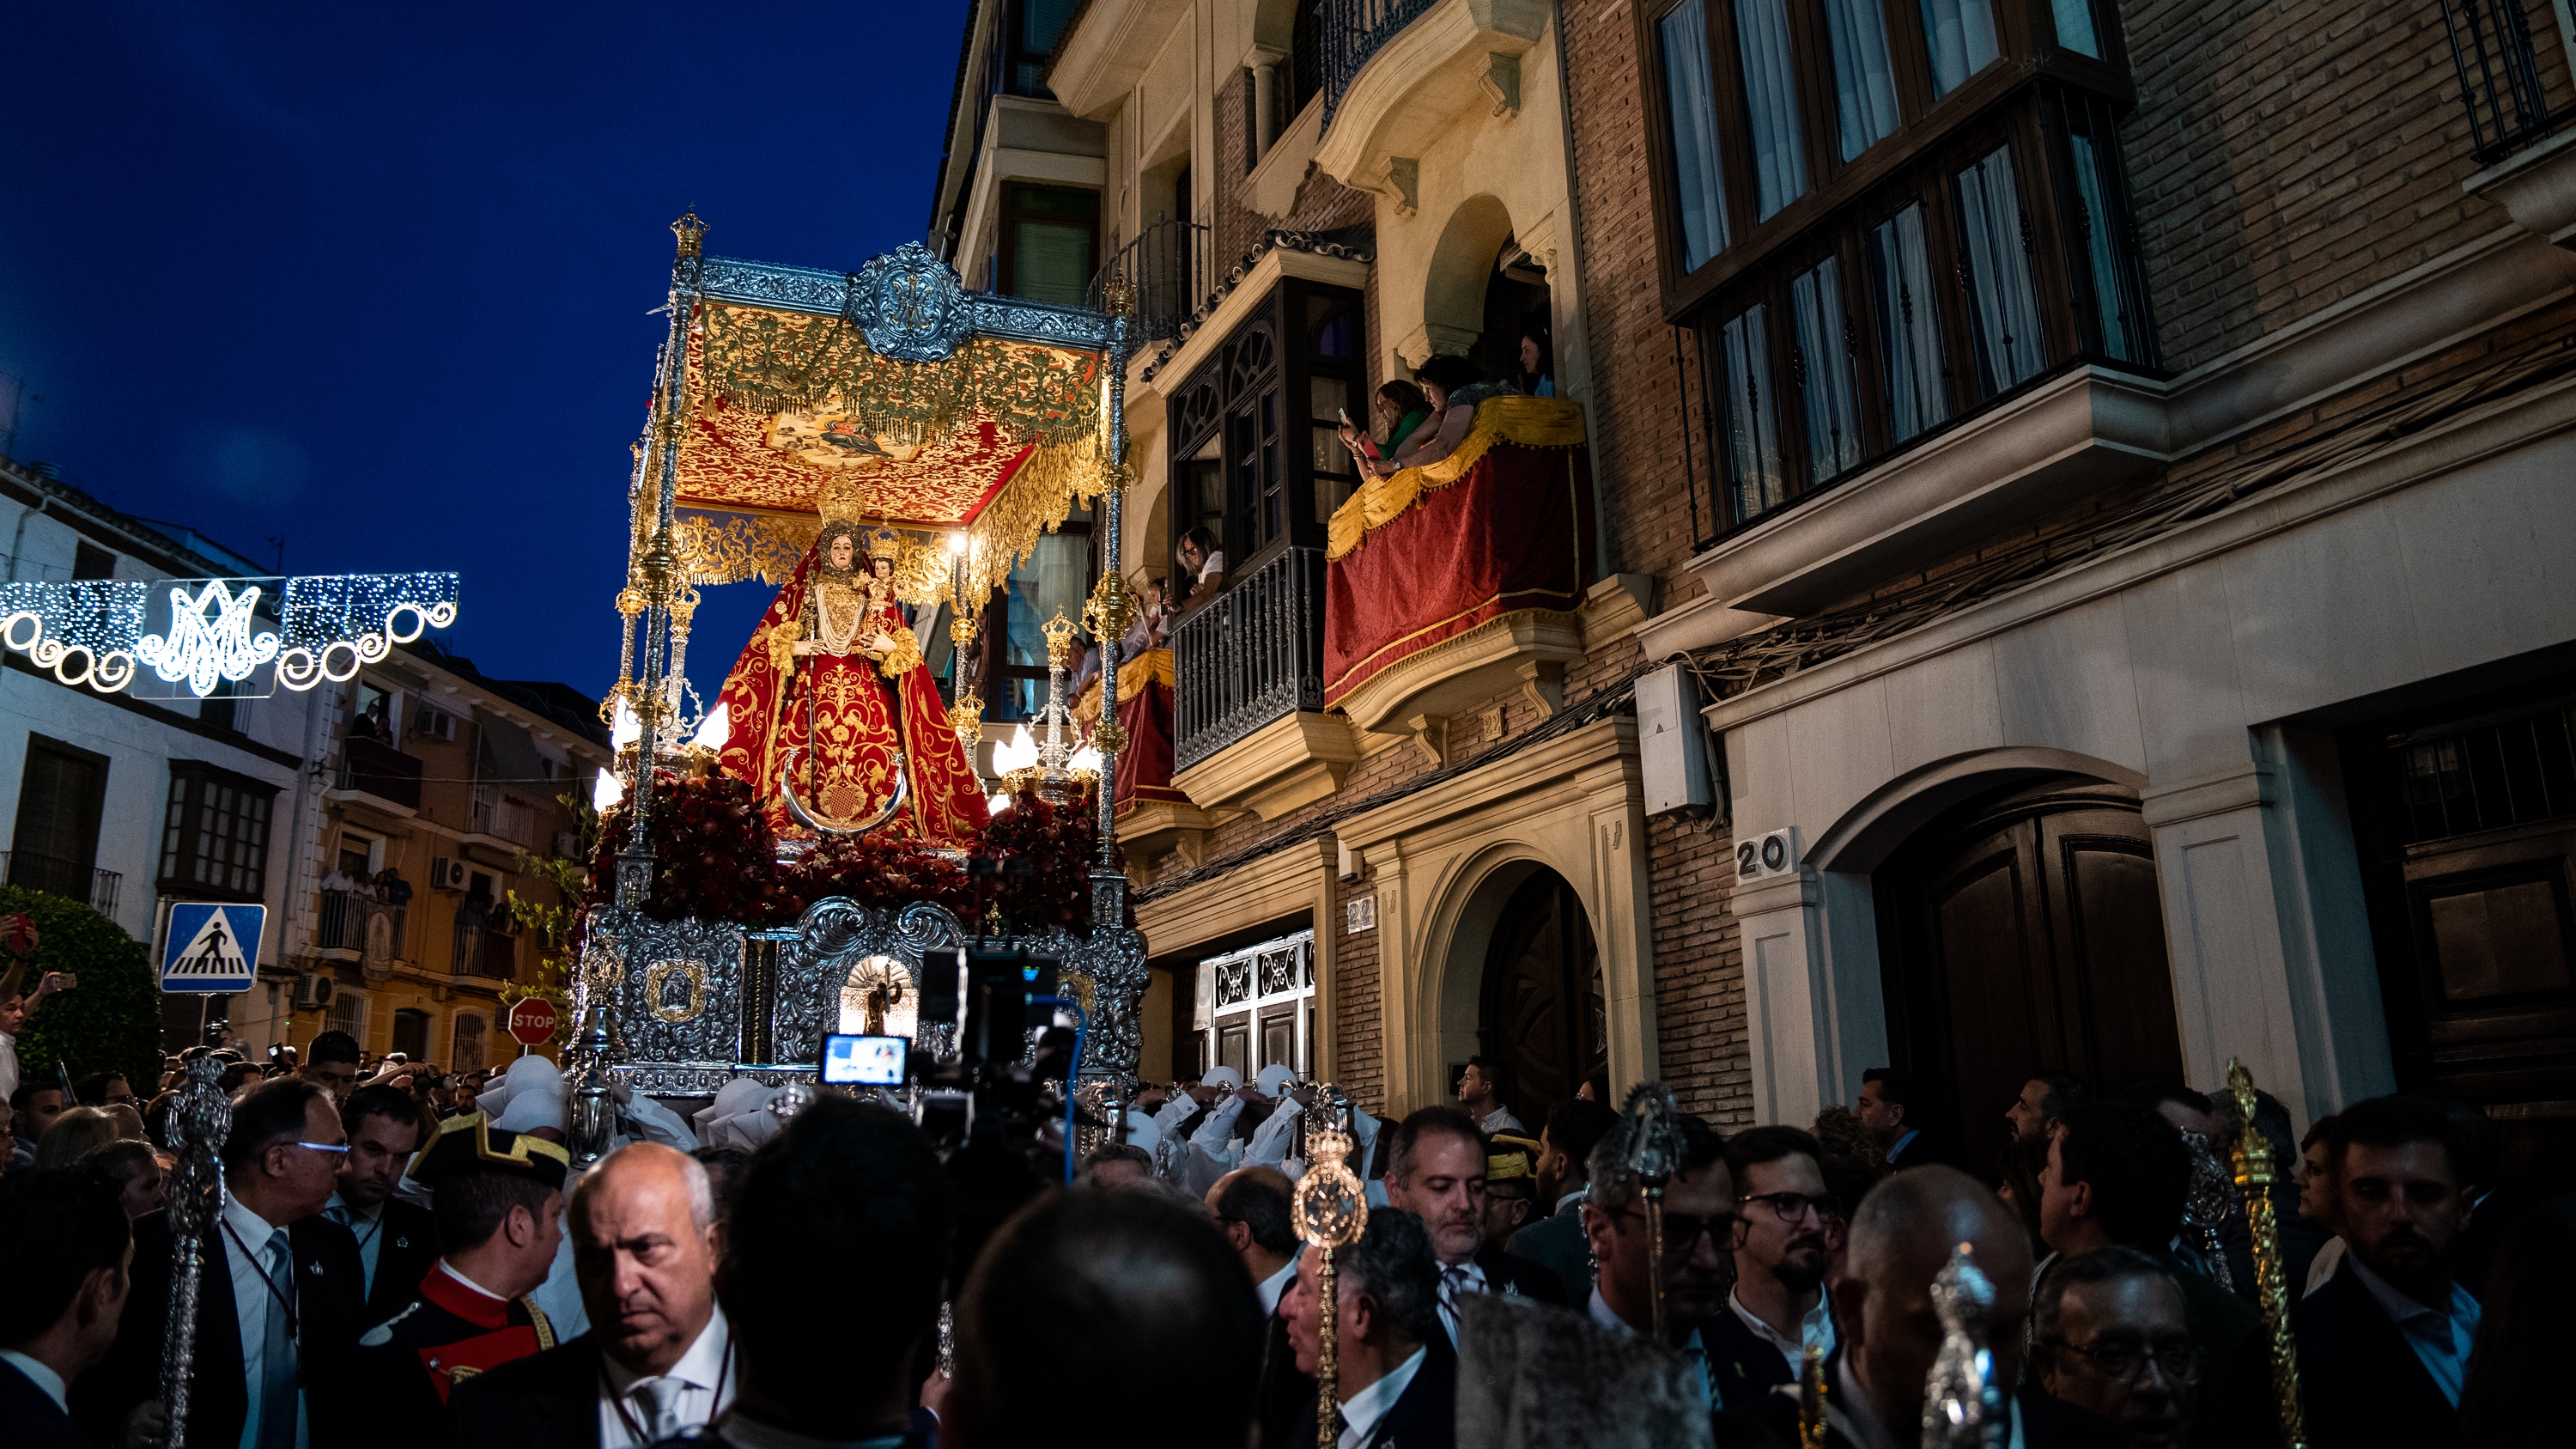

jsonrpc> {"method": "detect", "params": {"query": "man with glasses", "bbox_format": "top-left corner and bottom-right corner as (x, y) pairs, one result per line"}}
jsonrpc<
(1708, 1126), (1837, 1409)
(2041, 1100), (2270, 1449)
(1579, 1113), (1735, 1407)
(83, 1077), (368, 1448)
(2031, 1247), (2198, 1449)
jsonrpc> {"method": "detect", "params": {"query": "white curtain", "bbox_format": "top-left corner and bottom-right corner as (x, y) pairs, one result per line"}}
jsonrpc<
(1660, 0), (1731, 269)
(2053, 0), (2102, 58)
(1917, 0), (2001, 96)
(2068, 131), (2135, 361)
(1791, 257), (1863, 481)
(1820, 0), (1903, 161)
(1954, 144), (2045, 393)
(1735, 0), (1809, 220)
(1721, 305), (1784, 522)
(1868, 204), (1948, 442)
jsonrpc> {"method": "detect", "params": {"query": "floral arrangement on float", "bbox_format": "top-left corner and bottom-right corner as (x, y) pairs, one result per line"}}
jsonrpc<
(582, 767), (1124, 935)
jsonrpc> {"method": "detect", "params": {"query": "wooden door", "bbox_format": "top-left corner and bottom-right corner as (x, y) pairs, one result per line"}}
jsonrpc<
(1479, 870), (1607, 1130)
(2345, 685), (2576, 1187)
(1874, 776), (2183, 1179)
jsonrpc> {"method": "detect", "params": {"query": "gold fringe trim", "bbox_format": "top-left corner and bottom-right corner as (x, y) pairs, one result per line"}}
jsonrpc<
(1072, 646), (1173, 723)
(1325, 397), (1589, 562)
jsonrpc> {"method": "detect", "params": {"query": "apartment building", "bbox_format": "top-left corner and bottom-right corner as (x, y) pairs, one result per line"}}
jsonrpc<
(934, 0), (2576, 1178)
(0, 458), (321, 1038)
(258, 639), (611, 1070)
(0, 453), (611, 1069)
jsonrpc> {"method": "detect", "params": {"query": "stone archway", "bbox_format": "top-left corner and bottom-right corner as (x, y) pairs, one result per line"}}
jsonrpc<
(1413, 193), (1516, 366)
(1734, 746), (2160, 1129)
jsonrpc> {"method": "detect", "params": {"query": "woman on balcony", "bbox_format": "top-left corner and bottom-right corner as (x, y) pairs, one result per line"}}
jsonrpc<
(1336, 379), (1432, 473)
(1356, 354), (1516, 479)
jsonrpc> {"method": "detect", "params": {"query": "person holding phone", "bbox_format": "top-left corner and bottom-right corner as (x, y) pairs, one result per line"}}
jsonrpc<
(0, 968), (72, 1108)
(1335, 380), (1432, 476)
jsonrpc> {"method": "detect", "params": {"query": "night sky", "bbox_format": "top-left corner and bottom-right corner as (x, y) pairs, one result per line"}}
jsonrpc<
(2, 2), (969, 701)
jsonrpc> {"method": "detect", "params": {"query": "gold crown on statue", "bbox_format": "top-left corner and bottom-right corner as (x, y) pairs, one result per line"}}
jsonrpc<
(864, 527), (903, 562)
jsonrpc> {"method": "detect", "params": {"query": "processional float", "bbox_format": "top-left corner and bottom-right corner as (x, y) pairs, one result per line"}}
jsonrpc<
(565, 213), (1150, 1157)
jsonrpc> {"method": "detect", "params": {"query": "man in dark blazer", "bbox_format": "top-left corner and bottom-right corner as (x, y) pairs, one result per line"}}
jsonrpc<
(1382, 1106), (1564, 1350)
(1205, 1167), (1309, 1449)
(1859, 1067), (1944, 1171)
(2293, 1095), (2481, 1449)
(1506, 1099), (1619, 1306)
(1, 1169), (134, 1449)
(1285, 1209), (1455, 1449)
(1742, 1167), (2119, 1449)
(454, 1143), (732, 1449)
(80, 1079), (367, 1449)
(326, 1083), (440, 1322)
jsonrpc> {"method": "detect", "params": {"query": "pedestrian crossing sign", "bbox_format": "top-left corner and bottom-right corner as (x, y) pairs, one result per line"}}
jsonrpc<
(161, 904), (264, 992)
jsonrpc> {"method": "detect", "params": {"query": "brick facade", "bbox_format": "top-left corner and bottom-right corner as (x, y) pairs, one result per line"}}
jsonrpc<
(2123, 0), (2570, 373)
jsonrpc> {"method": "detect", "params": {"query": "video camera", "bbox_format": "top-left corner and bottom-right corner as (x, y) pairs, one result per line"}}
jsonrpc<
(820, 945), (1079, 1156)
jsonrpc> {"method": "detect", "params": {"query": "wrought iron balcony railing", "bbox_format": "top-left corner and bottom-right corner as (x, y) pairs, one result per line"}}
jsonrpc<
(470, 784), (540, 849)
(0, 850), (120, 916)
(1088, 217), (1214, 343)
(2441, 0), (2574, 164)
(1173, 545), (1328, 771)
(1322, 0), (1439, 132)
(334, 735), (423, 811)
(316, 888), (404, 956)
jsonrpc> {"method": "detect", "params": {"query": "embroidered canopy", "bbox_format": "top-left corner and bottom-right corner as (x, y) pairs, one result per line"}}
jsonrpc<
(662, 240), (1119, 604)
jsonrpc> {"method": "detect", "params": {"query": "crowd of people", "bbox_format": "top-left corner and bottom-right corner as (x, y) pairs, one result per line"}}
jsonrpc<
(1, 971), (2559, 1449)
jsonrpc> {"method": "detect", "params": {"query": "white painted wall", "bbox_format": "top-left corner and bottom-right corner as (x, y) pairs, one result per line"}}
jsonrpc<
(1711, 383), (2576, 1133)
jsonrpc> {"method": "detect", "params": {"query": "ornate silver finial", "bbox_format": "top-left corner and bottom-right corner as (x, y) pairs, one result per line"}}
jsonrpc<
(768, 1081), (817, 1122)
(160, 1055), (234, 1447)
(2178, 1128), (2239, 1292)
(1922, 1242), (2007, 1449)
(567, 1006), (619, 1167)
(1617, 1081), (1683, 1184)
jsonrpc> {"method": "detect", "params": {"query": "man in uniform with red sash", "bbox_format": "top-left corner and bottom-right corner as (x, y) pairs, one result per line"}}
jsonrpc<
(347, 1112), (568, 1437)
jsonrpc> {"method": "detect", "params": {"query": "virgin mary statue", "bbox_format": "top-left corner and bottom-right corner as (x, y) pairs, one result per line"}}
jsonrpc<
(715, 521), (990, 844)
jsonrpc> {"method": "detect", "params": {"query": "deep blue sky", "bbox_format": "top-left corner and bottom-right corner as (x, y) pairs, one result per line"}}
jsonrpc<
(2, 3), (969, 700)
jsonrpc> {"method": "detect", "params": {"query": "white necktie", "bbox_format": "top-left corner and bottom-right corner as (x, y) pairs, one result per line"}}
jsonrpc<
(630, 1377), (686, 1442)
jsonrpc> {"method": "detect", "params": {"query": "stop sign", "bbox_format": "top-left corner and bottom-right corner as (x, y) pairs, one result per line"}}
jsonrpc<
(507, 997), (562, 1046)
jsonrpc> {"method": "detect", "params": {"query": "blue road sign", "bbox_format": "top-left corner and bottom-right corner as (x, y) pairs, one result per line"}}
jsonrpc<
(161, 904), (264, 993)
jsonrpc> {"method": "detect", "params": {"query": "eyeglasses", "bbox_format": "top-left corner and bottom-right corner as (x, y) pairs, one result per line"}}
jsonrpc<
(1619, 1208), (1735, 1252)
(1739, 1191), (1837, 1225)
(2043, 1337), (2202, 1384)
(295, 1142), (350, 1155)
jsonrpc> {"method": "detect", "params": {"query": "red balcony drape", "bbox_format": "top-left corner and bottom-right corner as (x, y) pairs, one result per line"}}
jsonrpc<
(1322, 400), (1595, 708)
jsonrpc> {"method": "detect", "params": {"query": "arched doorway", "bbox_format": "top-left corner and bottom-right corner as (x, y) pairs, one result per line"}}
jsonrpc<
(1873, 775), (2183, 1178)
(1479, 868), (1605, 1131)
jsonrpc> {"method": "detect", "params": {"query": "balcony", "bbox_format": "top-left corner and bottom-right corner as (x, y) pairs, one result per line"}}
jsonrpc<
(1, 850), (120, 916)
(1170, 545), (1358, 820)
(330, 736), (422, 816)
(1311, 0), (1548, 206)
(451, 903), (518, 979)
(2445, 0), (2576, 248)
(1323, 396), (1600, 762)
(465, 784), (540, 857)
(315, 888), (404, 968)
(1089, 218), (1212, 344)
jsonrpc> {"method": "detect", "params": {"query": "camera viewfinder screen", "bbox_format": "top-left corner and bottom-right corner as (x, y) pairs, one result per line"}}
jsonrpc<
(822, 1033), (908, 1087)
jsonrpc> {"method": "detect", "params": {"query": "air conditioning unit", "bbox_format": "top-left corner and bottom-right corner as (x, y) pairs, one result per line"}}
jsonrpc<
(1735, 827), (1801, 884)
(414, 706), (459, 742)
(294, 972), (336, 1009)
(430, 856), (471, 892)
